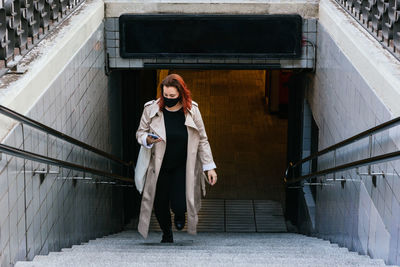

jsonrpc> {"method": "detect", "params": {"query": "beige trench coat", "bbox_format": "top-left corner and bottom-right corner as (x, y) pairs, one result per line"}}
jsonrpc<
(136, 98), (216, 238)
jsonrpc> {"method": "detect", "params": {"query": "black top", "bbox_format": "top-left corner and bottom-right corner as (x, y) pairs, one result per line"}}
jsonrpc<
(161, 107), (188, 170)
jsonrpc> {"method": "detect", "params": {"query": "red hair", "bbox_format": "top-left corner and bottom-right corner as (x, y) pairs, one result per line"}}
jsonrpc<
(159, 74), (192, 114)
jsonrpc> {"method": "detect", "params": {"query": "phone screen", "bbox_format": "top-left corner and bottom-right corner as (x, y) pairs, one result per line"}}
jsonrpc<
(149, 133), (159, 139)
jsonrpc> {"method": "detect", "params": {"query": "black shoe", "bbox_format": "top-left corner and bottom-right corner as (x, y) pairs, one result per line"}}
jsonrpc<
(161, 230), (173, 243)
(174, 214), (185, 231)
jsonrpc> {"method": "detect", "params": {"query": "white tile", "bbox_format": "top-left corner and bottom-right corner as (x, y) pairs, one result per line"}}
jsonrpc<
(109, 58), (116, 68)
(7, 173), (17, 213)
(8, 204), (18, 240)
(16, 191), (25, 224)
(375, 214), (391, 260)
(279, 59), (293, 68)
(0, 215), (10, 250)
(292, 59), (307, 68)
(0, 165), (8, 203)
(104, 18), (114, 32)
(308, 19), (317, 32)
(0, 191), (9, 228)
(129, 59), (144, 68)
(17, 214), (25, 244)
(16, 171), (24, 201)
(9, 231), (18, 264)
(302, 19), (308, 33)
(105, 31), (116, 40)
(34, 232), (42, 256)
(116, 58), (129, 68)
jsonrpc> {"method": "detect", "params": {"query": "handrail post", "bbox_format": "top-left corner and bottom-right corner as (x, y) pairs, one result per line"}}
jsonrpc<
(333, 149), (336, 181)
(46, 132), (49, 174)
(290, 162), (294, 180)
(83, 149), (86, 168)
(368, 135), (373, 175)
(83, 149), (86, 181)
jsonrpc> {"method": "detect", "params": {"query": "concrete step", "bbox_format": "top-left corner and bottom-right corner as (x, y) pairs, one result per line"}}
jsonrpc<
(36, 252), (384, 266)
(87, 233), (336, 245)
(44, 247), (369, 256)
(46, 252), (373, 263)
(85, 239), (336, 247)
(96, 234), (333, 245)
(54, 244), (357, 256)
(13, 262), (392, 267)
(14, 231), (395, 267)
(18, 257), (387, 267)
(29, 249), (386, 264)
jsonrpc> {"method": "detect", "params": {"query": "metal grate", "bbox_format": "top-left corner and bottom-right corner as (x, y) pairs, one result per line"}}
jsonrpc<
(149, 199), (287, 233)
(197, 199), (225, 232)
(334, 0), (400, 61)
(225, 200), (256, 232)
(254, 200), (287, 232)
(0, 0), (85, 70)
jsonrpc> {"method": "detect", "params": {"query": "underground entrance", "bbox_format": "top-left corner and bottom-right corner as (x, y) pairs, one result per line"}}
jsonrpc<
(110, 68), (307, 232)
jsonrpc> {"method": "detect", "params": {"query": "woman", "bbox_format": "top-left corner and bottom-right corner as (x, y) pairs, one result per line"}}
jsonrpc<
(136, 74), (218, 243)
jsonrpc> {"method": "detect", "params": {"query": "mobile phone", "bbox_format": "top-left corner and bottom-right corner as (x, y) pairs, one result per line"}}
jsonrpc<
(148, 133), (159, 139)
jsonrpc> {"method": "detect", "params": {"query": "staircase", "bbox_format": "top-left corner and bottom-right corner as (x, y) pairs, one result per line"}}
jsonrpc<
(149, 199), (287, 233)
(15, 231), (397, 267)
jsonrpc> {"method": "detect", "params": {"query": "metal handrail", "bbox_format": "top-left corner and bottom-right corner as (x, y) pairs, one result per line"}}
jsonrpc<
(0, 143), (134, 183)
(285, 116), (400, 184)
(285, 150), (400, 184)
(0, 105), (130, 167)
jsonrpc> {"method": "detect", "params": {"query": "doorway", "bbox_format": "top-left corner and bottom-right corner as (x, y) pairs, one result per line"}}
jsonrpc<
(117, 68), (305, 230)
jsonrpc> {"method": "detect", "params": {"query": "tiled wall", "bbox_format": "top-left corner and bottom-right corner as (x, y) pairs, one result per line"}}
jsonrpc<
(307, 22), (400, 265)
(104, 17), (316, 69)
(0, 22), (125, 266)
(301, 101), (316, 231)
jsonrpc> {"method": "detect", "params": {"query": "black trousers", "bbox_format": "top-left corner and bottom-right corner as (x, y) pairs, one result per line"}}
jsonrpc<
(154, 165), (187, 233)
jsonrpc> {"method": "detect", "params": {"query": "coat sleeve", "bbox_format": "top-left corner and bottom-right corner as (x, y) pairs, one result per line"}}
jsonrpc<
(193, 106), (216, 171)
(136, 106), (153, 149)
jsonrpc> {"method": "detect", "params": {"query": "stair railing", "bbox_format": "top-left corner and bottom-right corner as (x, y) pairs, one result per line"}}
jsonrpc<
(284, 116), (400, 185)
(0, 104), (134, 185)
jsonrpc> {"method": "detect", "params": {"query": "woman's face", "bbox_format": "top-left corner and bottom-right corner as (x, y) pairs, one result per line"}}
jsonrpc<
(163, 86), (179, 99)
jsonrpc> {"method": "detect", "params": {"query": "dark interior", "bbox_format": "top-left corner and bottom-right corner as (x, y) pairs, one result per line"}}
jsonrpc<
(114, 69), (305, 226)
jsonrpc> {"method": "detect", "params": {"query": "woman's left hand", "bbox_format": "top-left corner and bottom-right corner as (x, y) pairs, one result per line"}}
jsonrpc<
(207, 169), (217, 186)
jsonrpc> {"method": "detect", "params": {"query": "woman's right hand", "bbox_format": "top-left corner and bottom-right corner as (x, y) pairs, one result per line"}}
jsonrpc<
(146, 135), (162, 145)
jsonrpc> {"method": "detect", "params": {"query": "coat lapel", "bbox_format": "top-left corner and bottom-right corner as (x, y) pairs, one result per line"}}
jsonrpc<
(184, 109), (199, 131)
(150, 102), (199, 141)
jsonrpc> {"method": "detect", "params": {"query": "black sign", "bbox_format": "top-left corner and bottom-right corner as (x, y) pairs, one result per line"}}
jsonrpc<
(119, 14), (302, 58)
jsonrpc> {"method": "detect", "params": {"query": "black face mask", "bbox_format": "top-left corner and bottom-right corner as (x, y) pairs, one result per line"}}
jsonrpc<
(164, 97), (180, 107)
